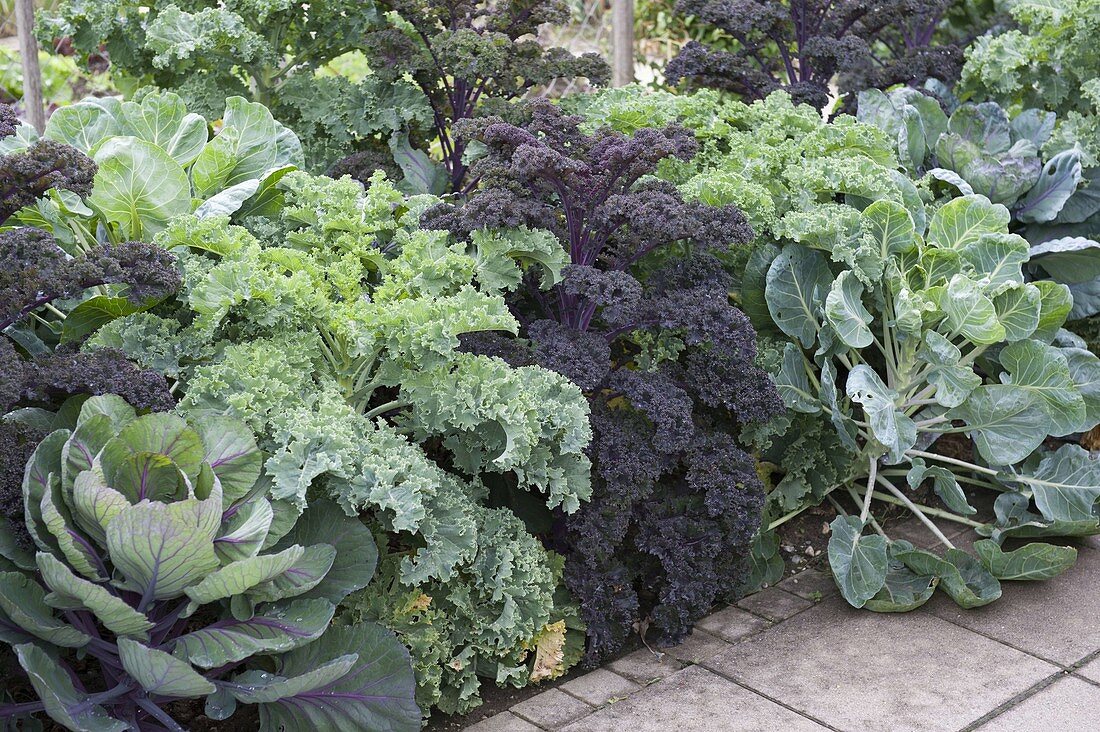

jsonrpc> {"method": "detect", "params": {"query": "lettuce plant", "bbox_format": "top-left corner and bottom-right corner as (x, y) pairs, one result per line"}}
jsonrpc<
(91, 170), (591, 713)
(0, 396), (419, 731)
(360, 0), (608, 192)
(665, 0), (961, 111)
(754, 192), (1100, 610)
(38, 0), (430, 170)
(426, 100), (783, 662)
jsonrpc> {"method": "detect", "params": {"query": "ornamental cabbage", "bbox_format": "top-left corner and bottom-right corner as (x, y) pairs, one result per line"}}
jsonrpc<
(0, 396), (419, 731)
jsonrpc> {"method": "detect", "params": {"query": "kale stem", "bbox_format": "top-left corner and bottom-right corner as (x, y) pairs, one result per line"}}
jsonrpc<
(846, 486), (888, 538)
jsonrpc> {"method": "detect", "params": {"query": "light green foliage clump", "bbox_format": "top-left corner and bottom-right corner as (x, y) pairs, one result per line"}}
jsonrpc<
(961, 0), (1100, 163)
(39, 0), (431, 169)
(92, 170), (591, 712)
(756, 190), (1100, 611)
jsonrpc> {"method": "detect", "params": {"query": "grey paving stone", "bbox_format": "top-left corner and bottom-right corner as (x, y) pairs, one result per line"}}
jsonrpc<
(695, 604), (770, 643)
(705, 596), (1058, 732)
(735, 586), (813, 622)
(606, 648), (684, 685)
(464, 711), (542, 731)
(929, 546), (1100, 665)
(656, 628), (731, 665)
(778, 568), (838, 600)
(976, 676), (1100, 731)
(560, 668), (641, 706)
(511, 688), (592, 729)
(1074, 654), (1100, 683)
(558, 666), (829, 732)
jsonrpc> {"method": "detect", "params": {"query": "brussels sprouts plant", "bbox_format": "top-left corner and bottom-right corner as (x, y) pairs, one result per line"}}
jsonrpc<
(755, 193), (1100, 611)
(0, 396), (419, 731)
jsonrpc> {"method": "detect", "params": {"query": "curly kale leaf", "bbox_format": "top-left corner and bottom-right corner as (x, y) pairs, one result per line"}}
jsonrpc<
(361, 0), (609, 190)
(666, 0), (961, 110)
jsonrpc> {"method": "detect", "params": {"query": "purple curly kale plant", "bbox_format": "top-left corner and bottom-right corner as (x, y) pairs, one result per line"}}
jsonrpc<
(1, 105), (96, 224)
(666, 0), (961, 110)
(362, 0), (608, 191)
(430, 101), (783, 661)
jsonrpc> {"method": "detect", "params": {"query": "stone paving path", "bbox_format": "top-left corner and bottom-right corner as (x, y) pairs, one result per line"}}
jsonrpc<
(466, 522), (1100, 732)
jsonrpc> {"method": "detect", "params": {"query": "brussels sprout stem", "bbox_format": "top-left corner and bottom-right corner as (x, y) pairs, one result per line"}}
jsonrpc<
(860, 455), (877, 522)
(867, 490), (986, 527)
(876, 475), (956, 547)
(905, 449), (1000, 477)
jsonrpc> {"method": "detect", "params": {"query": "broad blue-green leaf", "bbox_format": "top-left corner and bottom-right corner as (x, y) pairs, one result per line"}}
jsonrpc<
(245, 621), (421, 732)
(993, 284), (1042, 341)
(69, 466), (128, 546)
(116, 91), (207, 167)
(191, 127), (240, 197)
(61, 414), (115, 496)
(828, 516), (888, 608)
(765, 245), (831, 348)
(907, 458), (975, 515)
(1017, 148), (1084, 224)
(959, 233), (1029, 291)
(1021, 444), (1100, 523)
(89, 136), (190, 240)
(76, 395), (137, 431)
(0, 572), (88, 647)
(389, 131), (448, 196)
(37, 553), (153, 639)
(14, 643), (127, 732)
(999, 340), (1085, 435)
(268, 499), (378, 604)
(947, 385), (1049, 465)
(737, 529), (785, 594)
(1032, 280), (1073, 341)
(973, 539), (1076, 580)
(825, 271), (874, 347)
(193, 415), (261, 505)
(184, 545), (306, 606)
(895, 546), (1001, 608)
(863, 199), (916, 257)
(939, 274), (1005, 344)
(949, 103), (1011, 153)
(1063, 347), (1100, 425)
(43, 98), (121, 153)
(1028, 236), (1100, 284)
(846, 366), (907, 453)
(118, 638), (215, 697)
(107, 495), (221, 600)
(215, 498), (274, 563)
(22, 430), (68, 554)
(1054, 169), (1100, 224)
(220, 97), (280, 186)
(927, 195), (1011, 251)
(864, 541), (937, 613)
(920, 333), (981, 408)
(247, 545), (336, 604)
(1010, 109), (1056, 147)
(61, 295), (158, 344)
(174, 598), (335, 668)
(99, 413), (205, 500)
(927, 167), (975, 195)
(39, 479), (102, 580)
(195, 178), (262, 218)
(775, 342), (820, 413)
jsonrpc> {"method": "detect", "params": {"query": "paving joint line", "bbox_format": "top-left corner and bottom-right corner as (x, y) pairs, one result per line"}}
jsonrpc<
(699, 659), (848, 732)
(930, 611), (1073, 669)
(956, 669), (1069, 732)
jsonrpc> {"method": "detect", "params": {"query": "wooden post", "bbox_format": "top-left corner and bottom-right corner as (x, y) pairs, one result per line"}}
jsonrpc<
(611, 0), (634, 87)
(15, 0), (45, 132)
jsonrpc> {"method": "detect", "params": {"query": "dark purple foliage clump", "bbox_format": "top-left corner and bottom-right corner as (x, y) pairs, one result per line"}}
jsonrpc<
(1, 104), (96, 224)
(0, 229), (181, 332)
(361, 0), (608, 190)
(437, 101), (783, 662)
(666, 0), (962, 110)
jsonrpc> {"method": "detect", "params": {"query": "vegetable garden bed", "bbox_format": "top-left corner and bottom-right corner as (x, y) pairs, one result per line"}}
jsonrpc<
(3, 1), (1100, 730)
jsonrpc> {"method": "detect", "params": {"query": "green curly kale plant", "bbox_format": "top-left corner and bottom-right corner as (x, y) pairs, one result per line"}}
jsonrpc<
(0, 395), (420, 731)
(91, 170), (592, 713)
(754, 192), (1100, 610)
(38, 0), (430, 170)
(857, 87), (1100, 318)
